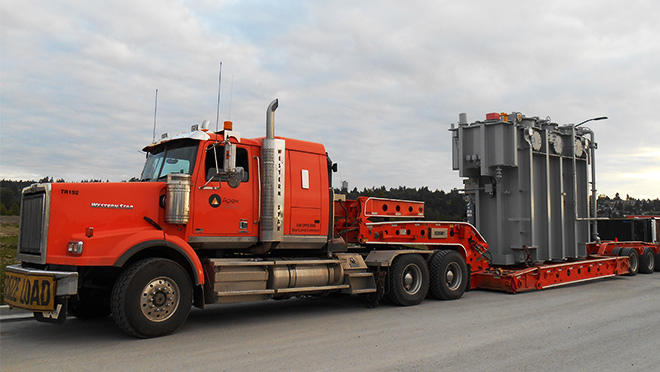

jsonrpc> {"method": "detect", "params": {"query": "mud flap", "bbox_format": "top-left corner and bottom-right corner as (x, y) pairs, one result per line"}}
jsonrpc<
(34, 297), (68, 324)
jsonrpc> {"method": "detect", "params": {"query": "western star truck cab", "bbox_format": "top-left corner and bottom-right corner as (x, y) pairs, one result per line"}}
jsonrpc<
(6, 100), (481, 337)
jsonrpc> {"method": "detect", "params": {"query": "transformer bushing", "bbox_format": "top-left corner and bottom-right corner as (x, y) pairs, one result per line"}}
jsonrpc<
(451, 113), (594, 265)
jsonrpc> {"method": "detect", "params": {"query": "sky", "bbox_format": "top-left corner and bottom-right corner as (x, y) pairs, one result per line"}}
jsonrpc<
(1, 0), (659, 199)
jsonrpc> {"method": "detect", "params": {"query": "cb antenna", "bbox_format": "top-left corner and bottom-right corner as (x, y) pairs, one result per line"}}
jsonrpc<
(228, 75), (234, 120)
(152, 88), (158, 143)
(216, 62), (222, 132)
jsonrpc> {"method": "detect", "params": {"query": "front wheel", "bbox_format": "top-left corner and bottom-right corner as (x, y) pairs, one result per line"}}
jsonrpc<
(428, 250), (468, 300)
(111, 258), (193, 338)
(387, 254), (429, 306)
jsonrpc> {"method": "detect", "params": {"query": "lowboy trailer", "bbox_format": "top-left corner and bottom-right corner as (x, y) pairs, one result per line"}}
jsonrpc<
(4, 101), (659, 337)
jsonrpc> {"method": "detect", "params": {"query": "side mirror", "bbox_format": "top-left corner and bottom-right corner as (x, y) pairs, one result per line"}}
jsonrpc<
(223, 143), (243, 188)
(227, 167), (244, 188)
(223, 143), (237, 172)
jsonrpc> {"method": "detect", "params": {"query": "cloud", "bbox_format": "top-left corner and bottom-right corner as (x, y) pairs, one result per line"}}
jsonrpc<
(1, 0), (659, 199)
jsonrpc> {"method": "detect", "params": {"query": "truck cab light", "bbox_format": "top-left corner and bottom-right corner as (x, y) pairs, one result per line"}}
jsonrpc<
(67, 241), (84, 255)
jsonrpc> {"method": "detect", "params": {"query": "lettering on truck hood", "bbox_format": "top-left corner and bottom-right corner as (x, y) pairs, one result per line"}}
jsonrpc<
(91, 202), (134, 210)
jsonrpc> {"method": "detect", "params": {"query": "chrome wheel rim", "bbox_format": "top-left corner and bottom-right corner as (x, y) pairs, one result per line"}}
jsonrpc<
(402, 263), (423, 295)
(629, 254), (638, 272)
(140, 276), (180, 322)
(445, 262), (463, 291)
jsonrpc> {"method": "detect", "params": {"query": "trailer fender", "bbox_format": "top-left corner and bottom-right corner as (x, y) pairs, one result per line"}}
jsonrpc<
(114, 236), (204, 285)
(365, 249), (432, 267)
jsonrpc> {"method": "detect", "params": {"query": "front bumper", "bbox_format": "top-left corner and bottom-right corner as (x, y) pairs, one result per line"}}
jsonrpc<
(4, 264), (78, 311)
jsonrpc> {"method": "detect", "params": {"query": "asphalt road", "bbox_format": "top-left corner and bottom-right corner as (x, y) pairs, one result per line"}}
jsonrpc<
(1, 273), (659, 372)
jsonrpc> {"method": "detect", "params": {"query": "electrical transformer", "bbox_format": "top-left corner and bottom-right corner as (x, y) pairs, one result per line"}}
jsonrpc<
(451, 112), (595, 265)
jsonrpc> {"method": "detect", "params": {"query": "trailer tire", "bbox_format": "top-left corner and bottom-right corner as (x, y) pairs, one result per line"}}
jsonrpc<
(387, 254), (429, 306)
(610, 247), (622, 256)
(428, 250), (468, 301)
(619, 248), (639, 276)
(111, 258), (192, 338)
(639, 247), (655, 274)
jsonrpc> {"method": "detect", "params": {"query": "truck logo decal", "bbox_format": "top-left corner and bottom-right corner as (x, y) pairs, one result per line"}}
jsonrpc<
(209, 194), (222, 208)
(91, 202), (134, 210)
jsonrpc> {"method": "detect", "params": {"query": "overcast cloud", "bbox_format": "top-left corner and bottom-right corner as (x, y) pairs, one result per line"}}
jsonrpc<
(1, 0), (659, 198)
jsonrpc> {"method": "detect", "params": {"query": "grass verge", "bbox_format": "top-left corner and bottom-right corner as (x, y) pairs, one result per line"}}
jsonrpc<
(1, 223), (20, 304)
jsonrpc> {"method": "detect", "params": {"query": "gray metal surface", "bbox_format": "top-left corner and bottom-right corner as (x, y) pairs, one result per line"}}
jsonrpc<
(451, 113), (592, 265)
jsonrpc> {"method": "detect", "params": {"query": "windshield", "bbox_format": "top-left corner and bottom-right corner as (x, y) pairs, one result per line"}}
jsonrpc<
(141, 139), (199, 181)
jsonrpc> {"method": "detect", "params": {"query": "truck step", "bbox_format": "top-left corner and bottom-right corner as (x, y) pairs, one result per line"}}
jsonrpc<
(216, 284), (350, 297)
(209, 258), (342, 267)
(342, 272), (376, 294)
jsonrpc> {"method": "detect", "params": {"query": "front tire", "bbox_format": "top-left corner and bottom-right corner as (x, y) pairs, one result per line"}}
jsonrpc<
(111, 258), (192, 338)
(387, 254), (429, 306)
(428, 250), (468, 300)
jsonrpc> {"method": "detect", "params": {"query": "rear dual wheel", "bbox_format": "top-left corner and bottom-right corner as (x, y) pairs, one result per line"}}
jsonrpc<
(387, 254), (429, 306)
(428, 250), (468, 301)
(619, 248), (639, 276)
(639, 247), (655, 274)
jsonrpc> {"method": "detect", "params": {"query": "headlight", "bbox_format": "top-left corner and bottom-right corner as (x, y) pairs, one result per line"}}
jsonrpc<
(67, 241), (83, 255)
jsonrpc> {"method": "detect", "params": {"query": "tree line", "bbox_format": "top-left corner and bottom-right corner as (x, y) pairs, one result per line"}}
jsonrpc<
(1, 178), (658, 218)
(0, 178), (107, 215)
(337, 186), (468, 221)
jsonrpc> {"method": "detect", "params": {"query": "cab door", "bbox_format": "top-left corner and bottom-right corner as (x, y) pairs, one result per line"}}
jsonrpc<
(190, 142), (258, 248)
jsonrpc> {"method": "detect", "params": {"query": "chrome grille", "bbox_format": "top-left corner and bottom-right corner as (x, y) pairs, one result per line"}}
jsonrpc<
(18, 186), (49, 263)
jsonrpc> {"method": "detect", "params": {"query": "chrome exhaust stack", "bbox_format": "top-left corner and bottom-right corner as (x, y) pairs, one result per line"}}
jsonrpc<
(266, 99), (278, 139)
(260, 99), (285, 245)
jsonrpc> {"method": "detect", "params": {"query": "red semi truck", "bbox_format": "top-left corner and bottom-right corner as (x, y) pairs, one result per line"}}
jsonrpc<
(4, 100), (659, 337)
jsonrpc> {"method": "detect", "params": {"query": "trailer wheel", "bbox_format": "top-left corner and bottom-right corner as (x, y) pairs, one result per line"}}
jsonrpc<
(619, 248), (639, 276)
(111, 258), (192, 338)
(387, 254), (429, 306)
(639, 247), (655, 274)
(428, 250), (468, 301)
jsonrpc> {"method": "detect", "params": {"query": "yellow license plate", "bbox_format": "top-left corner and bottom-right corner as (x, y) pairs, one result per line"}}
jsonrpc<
(4, 271), (56, 311)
